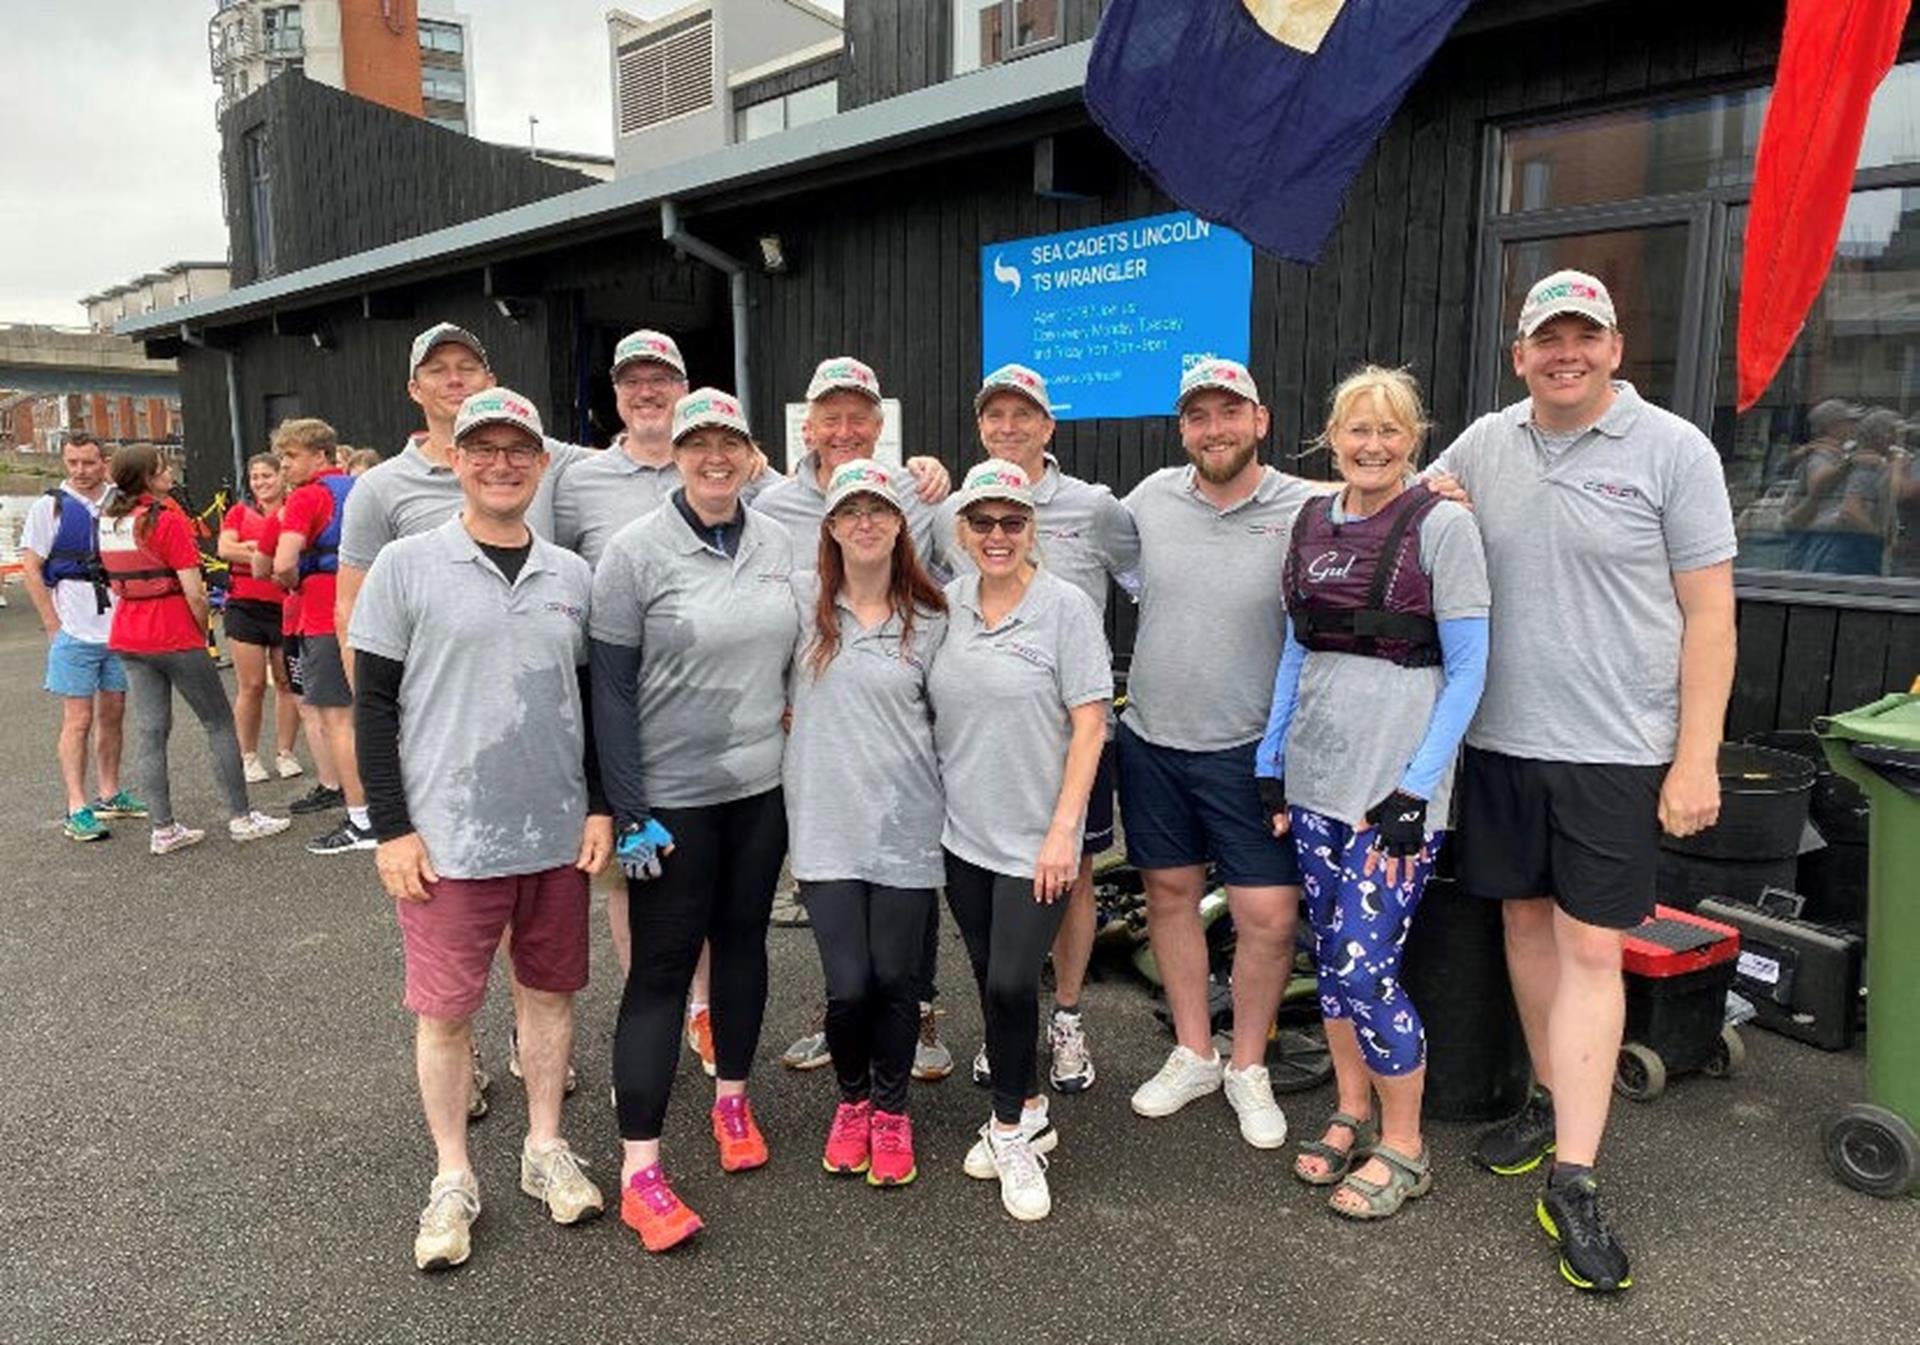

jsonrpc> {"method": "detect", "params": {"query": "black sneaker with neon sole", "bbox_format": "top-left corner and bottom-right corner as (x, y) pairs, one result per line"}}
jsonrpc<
(307, 819), (377, 855)
(1536, 1176), (1633, 1292)
(1473, 1087), (1555, 1175)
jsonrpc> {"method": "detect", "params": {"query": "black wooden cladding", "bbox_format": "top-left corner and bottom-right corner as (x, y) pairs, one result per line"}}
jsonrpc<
(840, 0), (1107, 109)
(219, 73), (591, 285)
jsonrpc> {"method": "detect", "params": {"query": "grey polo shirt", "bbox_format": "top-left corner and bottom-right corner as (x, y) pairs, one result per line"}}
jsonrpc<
(754, 452), (938, 572)
(932, 455), (1141, 615)
(1426, 382), (1737, 765)
(340, 435), (590, 569)
(784, 572), (948, 889)
(1282, 501), (1490, 826)
(589, 501), (798, 809)
(552, 435), (781, 569)
(929, 570), (1113, 878)
(1121, 464), (1326, 751)
(345, 518), (594, 880)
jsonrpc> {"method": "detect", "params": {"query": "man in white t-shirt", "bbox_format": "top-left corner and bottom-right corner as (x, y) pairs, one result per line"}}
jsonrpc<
(18, 433), (146, 840)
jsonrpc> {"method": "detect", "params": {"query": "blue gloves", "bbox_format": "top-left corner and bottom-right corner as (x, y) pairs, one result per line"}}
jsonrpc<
(616, 818), (675, 881)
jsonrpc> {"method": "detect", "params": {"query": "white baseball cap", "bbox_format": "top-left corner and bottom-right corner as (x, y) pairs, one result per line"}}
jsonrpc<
(610, 329), (687, 379)
(954, 459), (1034, 510)
(1516, 270), (1617, 338)
(806, 356), (883, 404)
(975, 363), (1053, 416)
(671, 388), (751, 444)
(1177, 357), (1261, 409)
(453, 387), (543, 444)
(823, 460), (903, 514)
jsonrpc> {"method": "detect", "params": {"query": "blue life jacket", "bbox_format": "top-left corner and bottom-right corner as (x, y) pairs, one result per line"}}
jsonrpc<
(296, 474), (355, 580)
(42, 487), (113, 613)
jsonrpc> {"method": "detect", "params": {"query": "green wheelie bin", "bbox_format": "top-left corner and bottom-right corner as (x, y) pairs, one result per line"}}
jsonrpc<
(1816, 693), (1920, 1198)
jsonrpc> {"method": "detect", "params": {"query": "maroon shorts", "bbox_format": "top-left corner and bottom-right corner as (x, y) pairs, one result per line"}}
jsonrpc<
(395, 863), (590, 1019)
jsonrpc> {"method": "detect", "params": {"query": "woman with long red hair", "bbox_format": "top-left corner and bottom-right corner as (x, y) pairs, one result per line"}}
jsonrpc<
(785, 459), (948, 1189)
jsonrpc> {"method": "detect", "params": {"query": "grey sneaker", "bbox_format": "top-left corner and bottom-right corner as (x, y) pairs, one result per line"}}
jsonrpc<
(912, 1003), (954, 1081)
(520, 1139), (604, 1224)
(781, 1027), (832, 1071)
(414, 1170), (480, 1271)
(971, 1043), (992, 1087)
(242, 753), (270, 784)
(149, 823), (206, 856)
(229, 811), (291, 842)
(769, 886), (810, 928)
(506, 1026), (578, 1094)
(469, 1046), (491, 1121)
(1047, 1008), (1096, 1093)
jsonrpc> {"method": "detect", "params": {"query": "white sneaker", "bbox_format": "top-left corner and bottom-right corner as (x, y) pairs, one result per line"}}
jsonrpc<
(149, 823), (206, 856)
(242, 753), (270, 784)
(964, 1098), (1058, 1178)
(520, 1139), (604, 1224)
(276, 751), (304, 779)
(229, 811), (291, 842)
(1222, 1062), (1290, 1149)
(982, 1123), (1051, 1221)
(414, 1169), (480, 1271)
(1130, 1045), (1224, 1118)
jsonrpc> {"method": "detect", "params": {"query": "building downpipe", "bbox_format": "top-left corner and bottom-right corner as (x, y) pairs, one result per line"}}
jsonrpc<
(659, 199), (752, 424)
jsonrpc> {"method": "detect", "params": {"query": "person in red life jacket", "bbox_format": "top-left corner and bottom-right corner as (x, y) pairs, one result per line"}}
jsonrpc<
(218, 452), (305, 784)
(1255, 366), (1490, 1220)
(271, 418), (374, 855)
(252, 497), (346, 817)
(17, 432), (144, 841)
(97, 443), (291, 855)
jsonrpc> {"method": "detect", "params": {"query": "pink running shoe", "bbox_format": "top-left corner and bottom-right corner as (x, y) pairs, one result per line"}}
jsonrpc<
(867, 1110), (917, 1187)
(822, 1100), (872, 1175)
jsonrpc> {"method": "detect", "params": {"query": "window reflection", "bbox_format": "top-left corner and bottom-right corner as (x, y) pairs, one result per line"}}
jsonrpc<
(1715, 192), (1920, 577)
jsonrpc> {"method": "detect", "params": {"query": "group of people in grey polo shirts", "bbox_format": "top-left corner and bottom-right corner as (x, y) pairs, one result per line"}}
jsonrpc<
(356, 264), (1737, 1295)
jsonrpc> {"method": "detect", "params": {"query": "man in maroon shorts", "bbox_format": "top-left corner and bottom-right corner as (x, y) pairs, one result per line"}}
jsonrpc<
(348, 388), (612, 1271)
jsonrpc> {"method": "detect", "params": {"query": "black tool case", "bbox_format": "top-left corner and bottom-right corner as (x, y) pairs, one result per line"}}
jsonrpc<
(1697, 891), (1864, 1051)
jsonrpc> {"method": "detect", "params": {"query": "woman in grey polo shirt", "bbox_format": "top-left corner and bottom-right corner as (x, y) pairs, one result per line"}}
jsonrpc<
(786, 459), (949, 1189)
(589, 389), (798, 1253)
(929, 460), (1112, 1223)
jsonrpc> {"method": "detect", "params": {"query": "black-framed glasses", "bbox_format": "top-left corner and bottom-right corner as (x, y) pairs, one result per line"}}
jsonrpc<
(964, 513), (1030, 537)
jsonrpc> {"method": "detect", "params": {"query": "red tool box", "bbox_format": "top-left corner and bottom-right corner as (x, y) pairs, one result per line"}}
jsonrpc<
(1615, 905), (1745, 1102)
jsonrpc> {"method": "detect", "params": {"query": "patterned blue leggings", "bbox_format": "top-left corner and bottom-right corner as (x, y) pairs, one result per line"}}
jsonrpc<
(1290, 807), (1444, 1078)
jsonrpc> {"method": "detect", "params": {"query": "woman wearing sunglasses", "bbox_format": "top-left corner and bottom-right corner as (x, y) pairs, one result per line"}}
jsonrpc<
(928, 460), (1111, 1222)
(785, 459), (949, 1189)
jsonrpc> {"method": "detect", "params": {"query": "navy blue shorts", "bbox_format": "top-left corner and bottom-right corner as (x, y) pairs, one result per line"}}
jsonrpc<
(1116, 721), (1302, 888)
(1083, 738), (1117, 855)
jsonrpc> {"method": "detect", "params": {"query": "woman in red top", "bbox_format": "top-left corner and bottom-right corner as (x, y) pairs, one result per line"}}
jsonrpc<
(218, 452), (304, 783)
(99, 444), (291, 855)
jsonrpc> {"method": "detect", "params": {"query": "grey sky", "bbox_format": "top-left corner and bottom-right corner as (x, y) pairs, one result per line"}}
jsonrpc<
(0, 1), (839, 328)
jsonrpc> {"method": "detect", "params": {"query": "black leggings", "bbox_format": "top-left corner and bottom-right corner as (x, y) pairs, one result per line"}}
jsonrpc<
(801, 881), (936, 1114)
(943, 850), (1067, 1126)
(613, 788), (787, 1141)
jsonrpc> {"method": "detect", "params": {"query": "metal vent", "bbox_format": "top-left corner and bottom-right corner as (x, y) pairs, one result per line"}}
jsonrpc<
(618, 20), (714, 135)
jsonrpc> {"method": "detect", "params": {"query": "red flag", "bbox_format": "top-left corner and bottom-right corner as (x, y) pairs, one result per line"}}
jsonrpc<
(1738, 0), (1910, 411)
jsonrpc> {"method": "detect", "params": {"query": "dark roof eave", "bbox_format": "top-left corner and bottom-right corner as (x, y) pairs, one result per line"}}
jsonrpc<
(120, 41), (1093, 339)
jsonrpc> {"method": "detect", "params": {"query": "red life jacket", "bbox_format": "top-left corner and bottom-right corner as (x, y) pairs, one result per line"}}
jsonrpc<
(1283, 485), (1442, 669)
(96, 499), (187, 603)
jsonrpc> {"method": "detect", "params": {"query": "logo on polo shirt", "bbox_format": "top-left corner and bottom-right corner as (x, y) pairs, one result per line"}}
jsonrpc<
(545, 600), (585, 623)
(995, 638), (1053, 670)
(1579, 478), (1647, 505)
(1244, 523), (1291, 536)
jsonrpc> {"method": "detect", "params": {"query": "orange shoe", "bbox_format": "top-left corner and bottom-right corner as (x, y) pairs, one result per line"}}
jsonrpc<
(685, 1008), (717, 1078)
(712, 1095), (769, 1172)
(620, 1166), (702, 1253)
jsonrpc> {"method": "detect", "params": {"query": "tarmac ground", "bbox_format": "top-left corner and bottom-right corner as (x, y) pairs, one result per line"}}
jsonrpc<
(0, 599), (1915, 1345)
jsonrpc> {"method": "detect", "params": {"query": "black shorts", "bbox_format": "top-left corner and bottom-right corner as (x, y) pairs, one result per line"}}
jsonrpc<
(222, 598), (285, 648)
(1083, 738), (1117, 855)
(1455, 745), (1665, 931)
(300, 633), (352, 708)
(283, 634), (306, 697)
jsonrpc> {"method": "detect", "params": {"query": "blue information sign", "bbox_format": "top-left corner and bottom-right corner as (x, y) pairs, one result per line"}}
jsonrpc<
(980, 211), (1253, 421)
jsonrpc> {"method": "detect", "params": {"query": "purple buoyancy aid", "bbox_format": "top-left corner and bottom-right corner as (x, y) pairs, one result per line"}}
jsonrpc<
(1284, 484), (1442, 668)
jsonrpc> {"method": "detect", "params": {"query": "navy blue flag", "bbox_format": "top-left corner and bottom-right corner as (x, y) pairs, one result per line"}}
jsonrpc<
(1085, 0), (1471, 265)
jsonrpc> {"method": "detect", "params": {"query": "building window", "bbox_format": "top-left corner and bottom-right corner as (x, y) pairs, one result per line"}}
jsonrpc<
(618, 20), (714, 135)
(428, 113), (469, 134)
(262, 4), (302, 56)
(953, 0), (1061, 77)
(733, 79), (838, 143)
(243, 125), (276, 278)
(420, 19), (464, 54)
(421, 66), (466, 102)
(1481, 63), (1920, 595)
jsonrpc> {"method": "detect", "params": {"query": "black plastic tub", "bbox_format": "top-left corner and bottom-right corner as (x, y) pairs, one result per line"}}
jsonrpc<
(1743, 729), (1871, 844)
(1657, 849), (1799, 911)
(1401, 878), (1532, 1123)
(1661, 742), (1814, 862)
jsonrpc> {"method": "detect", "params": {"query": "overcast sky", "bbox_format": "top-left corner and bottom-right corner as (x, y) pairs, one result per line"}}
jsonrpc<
(0, 1), (839, 328)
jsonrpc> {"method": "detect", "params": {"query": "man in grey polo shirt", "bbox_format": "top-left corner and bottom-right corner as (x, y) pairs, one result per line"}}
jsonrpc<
(1432, 270), (1736, 1294)
(934, 363), (1139, 1094)
(1120, 358), (1324, 1151)
(349, 386), (611, 1272)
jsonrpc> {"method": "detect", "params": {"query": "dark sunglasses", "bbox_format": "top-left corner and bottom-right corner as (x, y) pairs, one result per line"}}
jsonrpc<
(964, 513), (1031, 537)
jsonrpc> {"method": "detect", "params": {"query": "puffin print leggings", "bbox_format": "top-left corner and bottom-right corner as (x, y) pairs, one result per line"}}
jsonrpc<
(1289, 806), (1444, 1078)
